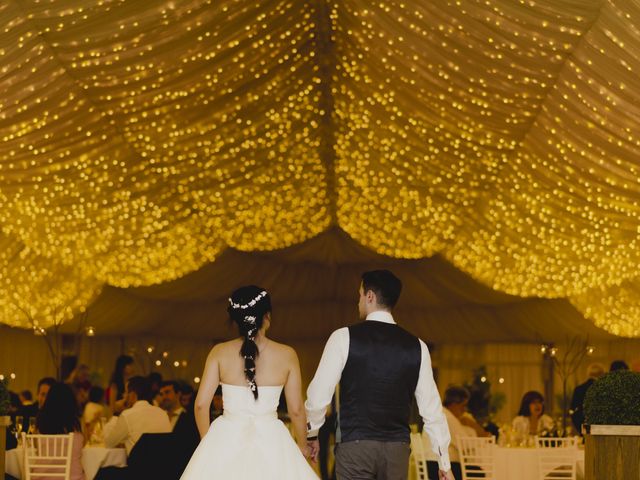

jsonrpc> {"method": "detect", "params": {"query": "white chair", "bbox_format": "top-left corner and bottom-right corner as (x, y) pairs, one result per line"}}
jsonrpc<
(535, 436), (579, 449)
(458, 436), (496, 480)
(537, 447), (577, 480)
(22, 432), (74, 480)
(410, 432), (429, 480)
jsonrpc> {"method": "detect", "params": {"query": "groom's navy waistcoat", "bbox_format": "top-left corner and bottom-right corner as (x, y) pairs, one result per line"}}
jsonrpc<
(338, 320), (421, 443)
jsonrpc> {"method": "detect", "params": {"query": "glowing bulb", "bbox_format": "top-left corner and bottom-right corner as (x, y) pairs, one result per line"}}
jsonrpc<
(147, 346), (155, 353)
(194, 377), (201, 384)
(173, 361), (180, 367)
(498, 377), (505, 384)
(155, 360), (162, 367)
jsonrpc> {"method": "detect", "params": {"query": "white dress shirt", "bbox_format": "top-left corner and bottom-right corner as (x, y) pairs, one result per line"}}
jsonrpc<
(305, 311), (452, 471)
(169, 406), (186, 430)
(103, 400), (172, 454)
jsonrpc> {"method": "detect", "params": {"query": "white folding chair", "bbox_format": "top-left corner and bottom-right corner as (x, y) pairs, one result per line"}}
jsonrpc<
(22, 432), (74, 480)
(535, 436), (579, 449)
(410, 432), (429, 480)
(458, 436), (496, 480)
(537, 447), (577, 480)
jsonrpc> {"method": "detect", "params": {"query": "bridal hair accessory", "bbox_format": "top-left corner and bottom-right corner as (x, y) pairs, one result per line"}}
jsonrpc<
(229, 290), (267, 310)
(244, 315), (256, 325)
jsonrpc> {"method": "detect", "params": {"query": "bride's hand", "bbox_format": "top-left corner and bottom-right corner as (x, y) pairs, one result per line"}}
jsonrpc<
(298, 442), (312, 459)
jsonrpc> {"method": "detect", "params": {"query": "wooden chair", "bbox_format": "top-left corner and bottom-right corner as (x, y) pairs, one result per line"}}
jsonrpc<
(22, 432), (74, 480)
(410, 432), (429, 480)
(458, 436), (496, 480)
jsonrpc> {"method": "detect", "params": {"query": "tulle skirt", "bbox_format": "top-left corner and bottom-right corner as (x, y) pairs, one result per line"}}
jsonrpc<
(180, 413), (319, 480)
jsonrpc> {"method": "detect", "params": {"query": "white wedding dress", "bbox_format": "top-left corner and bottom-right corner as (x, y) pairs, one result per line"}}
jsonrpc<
(180, 383), (319, 479)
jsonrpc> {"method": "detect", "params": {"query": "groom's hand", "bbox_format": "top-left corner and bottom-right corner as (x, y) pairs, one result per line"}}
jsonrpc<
(307, 439), (320, 463)
(438, 469), (454, 480)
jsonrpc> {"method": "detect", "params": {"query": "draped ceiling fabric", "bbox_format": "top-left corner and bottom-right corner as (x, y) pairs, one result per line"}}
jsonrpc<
(60, 228), (616, 343)
(1, 0), (639, 338)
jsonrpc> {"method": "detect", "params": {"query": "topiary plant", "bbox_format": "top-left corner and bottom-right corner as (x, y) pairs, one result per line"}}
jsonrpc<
(0, 378), (9, 416)
(584, 370), (640, 425)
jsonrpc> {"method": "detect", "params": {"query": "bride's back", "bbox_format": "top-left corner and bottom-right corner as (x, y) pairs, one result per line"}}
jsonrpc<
(217, 337), (295, 387)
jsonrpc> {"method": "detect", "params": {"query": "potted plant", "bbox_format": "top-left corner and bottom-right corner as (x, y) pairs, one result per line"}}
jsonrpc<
(583, 370), (640, 480)
(0, 378), (12, 476)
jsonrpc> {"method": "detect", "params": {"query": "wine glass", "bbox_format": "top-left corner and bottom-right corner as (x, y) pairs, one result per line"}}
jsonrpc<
(28, 417), (36, 434)
(15, 416), (24, 445)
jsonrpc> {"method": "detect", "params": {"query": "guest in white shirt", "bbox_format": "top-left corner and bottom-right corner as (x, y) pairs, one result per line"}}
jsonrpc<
(103, 376), (171, 455)
(512, 391), (555, 437)
(442, 386), (489, 463)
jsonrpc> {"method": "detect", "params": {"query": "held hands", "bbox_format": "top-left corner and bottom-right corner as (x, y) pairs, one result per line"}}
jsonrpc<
(439, 469), (455, 480)
(306, 438), (320, 463)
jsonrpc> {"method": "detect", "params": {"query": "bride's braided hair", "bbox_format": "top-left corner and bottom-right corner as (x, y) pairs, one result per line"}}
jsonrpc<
(227, 285), (271, 400)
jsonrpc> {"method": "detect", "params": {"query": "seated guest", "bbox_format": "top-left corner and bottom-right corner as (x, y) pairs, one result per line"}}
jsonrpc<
(512, 391), (555, 437)
(107, 355), (135, 415)
(103, 376), (171, 454)
(178, 382), (195, 411)
(158, 380), (199, 463)
(83, 386), (107, 437)
(148, 372), (163, 406)
(158, 381), (186, 429)
(6, 391), (21, 450)
(20, 377), (56, 432)
(19, 390), (34, 406)
(36, 382), (86, 480)
(441, 386), (489, 480)
(609, 360), (629, 371)
(570, 363), (605, 434)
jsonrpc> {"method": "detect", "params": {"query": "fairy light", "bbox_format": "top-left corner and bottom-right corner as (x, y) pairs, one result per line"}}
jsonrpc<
(0, 1), (639, 338)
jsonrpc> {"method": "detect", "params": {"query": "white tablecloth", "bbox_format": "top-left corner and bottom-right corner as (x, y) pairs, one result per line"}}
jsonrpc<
(5, 446), (127, 480)
(409, 443), (584, 480)
(494, 446), (584, 480)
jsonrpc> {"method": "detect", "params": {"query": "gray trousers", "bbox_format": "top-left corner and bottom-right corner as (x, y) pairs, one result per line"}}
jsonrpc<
(335, 440), (410, 480)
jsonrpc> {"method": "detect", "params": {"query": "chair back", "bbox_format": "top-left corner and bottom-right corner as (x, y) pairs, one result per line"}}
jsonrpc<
(537, 447), (577, 480)
(22, 432), (74, 480)
(128, 432), (186, 480)
(410, 432), (428, 480)
(535, 436), (579, 449)
(458, 436), (496, 480)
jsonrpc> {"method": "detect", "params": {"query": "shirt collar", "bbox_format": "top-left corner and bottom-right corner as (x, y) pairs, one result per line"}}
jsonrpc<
(172, 406), (185, 416)
(365, 310), (395, 324)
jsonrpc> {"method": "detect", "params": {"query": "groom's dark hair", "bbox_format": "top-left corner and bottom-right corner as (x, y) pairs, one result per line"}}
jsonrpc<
(361, 270), (402, 308)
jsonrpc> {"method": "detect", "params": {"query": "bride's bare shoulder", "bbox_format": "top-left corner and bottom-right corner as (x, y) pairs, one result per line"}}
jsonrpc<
(208, 339), (242, 357)
(268, 340), (298, 359)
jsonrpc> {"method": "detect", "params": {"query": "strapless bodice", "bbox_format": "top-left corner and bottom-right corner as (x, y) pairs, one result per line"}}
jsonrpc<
(221, 383), (284, 417)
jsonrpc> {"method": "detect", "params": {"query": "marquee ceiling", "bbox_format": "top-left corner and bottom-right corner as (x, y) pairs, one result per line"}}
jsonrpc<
(1, 0), (639, 337)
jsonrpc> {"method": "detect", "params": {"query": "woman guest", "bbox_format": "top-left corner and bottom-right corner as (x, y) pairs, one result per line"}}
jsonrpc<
(36, 382), (86, 480)
(512, 391), (555, 437)
(107, 355), (134, 414)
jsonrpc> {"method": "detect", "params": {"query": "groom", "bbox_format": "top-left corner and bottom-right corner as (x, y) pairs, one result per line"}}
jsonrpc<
(305, 270), (454, 480)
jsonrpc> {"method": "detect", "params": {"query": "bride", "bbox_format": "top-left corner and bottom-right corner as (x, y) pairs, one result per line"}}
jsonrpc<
(180, 286), (319, 479)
